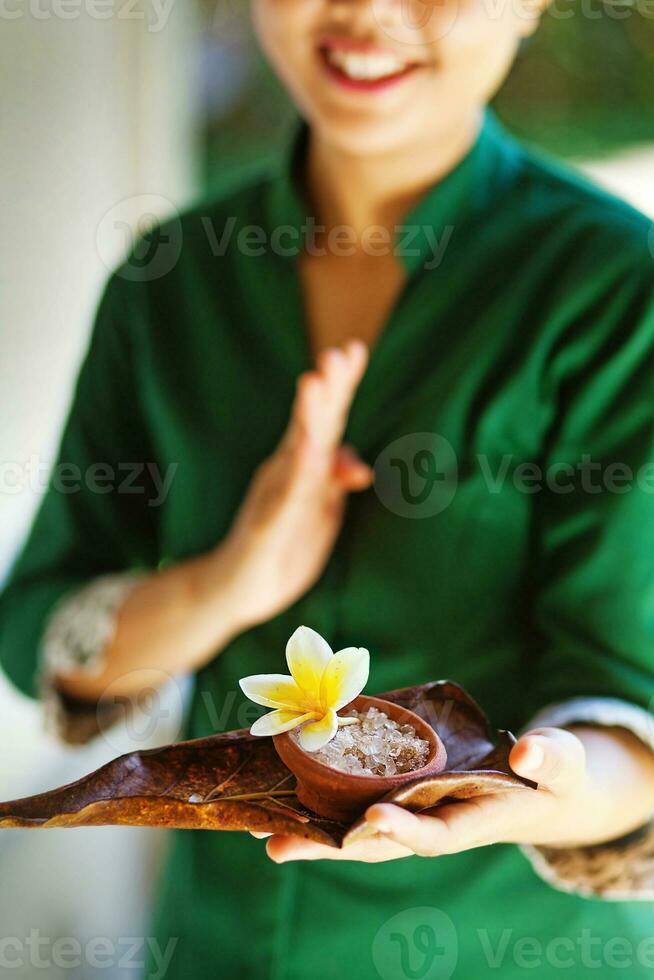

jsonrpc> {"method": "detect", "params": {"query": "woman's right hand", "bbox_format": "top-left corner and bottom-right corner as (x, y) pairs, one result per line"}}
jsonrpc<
(55, 341), (371, 701)
(217, 340), (371, 633)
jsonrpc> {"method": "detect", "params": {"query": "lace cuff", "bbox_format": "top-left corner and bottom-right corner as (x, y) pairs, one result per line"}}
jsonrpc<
(520, 697), (654, 901)
(40, 573), (144, 745)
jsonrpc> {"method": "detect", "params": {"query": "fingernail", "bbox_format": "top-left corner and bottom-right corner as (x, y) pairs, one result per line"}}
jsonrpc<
(348, 339), (366, 357)
(521, 742), (545, 772)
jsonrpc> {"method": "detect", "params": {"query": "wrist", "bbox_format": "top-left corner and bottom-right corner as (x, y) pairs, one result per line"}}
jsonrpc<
(545, 727), (654, 849)
(191, 539), (255, 645)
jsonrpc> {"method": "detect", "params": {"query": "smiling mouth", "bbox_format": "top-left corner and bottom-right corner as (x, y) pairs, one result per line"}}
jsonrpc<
(319, 44), (421, 91)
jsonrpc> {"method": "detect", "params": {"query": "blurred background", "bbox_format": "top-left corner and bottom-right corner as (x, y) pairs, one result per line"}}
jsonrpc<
(1, 1), (653, 975)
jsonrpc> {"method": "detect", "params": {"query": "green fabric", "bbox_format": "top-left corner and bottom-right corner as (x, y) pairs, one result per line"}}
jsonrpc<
(2, 112), (654, 978)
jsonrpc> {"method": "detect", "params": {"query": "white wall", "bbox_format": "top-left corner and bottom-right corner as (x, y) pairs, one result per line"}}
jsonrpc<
(0, 3), (198, 975)
(0, 0), (199, 577)
(580, 146), (654, 220)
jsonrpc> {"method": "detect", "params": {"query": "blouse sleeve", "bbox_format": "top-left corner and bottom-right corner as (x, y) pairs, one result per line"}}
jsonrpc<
(520, 697), (654, 900)
(40, 571), (145, 745)
(520, 240), (654, 898)
(523, 244), (654, 717)
(0, 273), (162, 704)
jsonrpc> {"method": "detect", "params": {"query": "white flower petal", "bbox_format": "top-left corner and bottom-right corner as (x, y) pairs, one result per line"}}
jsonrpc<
(250, 709), (317, 737)
(285, 626), (333, 698)
(239, 674), (306, 710)
(297, 708), (339, 752)
(319, 647), (370, 711)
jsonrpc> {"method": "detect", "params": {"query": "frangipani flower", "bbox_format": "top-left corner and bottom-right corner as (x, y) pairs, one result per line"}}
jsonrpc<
(239, 626), (370, 752)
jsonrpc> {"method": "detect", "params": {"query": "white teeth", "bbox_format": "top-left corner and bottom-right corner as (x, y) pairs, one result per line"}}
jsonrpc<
(325, 48), (409, 81)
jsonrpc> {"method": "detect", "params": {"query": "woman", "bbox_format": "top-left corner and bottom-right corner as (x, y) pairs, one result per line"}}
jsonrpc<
(2, 0), (654, 976)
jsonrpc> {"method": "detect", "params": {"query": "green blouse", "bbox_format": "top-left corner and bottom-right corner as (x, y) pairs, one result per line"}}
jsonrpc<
(2, 113), (654, 980)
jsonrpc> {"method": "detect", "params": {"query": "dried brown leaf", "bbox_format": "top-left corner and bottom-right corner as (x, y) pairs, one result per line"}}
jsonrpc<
(0, 682), (534, 846)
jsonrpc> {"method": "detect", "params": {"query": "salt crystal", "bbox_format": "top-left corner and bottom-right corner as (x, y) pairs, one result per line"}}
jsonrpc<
(293, 706), (430, 777)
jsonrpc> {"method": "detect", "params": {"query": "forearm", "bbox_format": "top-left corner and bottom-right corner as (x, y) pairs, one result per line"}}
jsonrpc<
(551, 725), (654, 848)
(55, 544), (245, 701)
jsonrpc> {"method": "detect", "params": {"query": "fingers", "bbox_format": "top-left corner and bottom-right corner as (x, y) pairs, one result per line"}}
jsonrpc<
(510, 727), (586, 795)
(264, 833), (412, 864)
(288, 340), (368, 453)
(365, 804), (452, 857)
(365, 798), (517, 857)
(266, 836), (339, 863)
(318, 340), (368, 412)
(333, 444), (374, 492)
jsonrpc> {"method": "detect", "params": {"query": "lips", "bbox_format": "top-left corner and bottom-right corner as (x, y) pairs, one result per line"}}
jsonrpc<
(318, 37), (421, 93)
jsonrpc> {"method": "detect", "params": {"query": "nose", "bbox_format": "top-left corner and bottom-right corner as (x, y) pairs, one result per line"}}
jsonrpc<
(333, 0), (450, 46)
(325, 0), (405, 28)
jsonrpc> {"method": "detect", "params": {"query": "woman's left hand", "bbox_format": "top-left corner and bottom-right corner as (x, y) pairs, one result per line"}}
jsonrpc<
(258, 726), (654, 863)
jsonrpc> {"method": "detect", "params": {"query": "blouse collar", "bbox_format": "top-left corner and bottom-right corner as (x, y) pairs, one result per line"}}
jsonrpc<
(264, 109), (522, 277)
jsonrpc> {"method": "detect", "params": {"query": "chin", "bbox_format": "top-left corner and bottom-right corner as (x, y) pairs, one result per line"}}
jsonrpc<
(310, 110), (425, 158)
